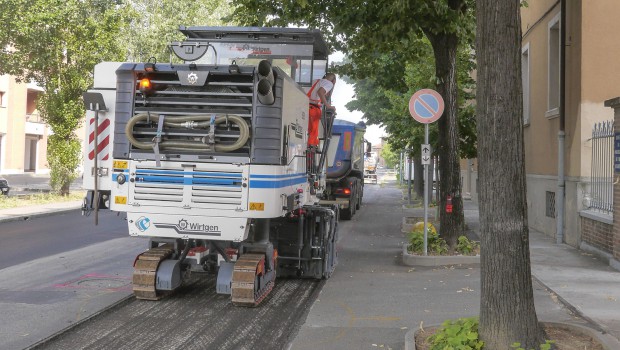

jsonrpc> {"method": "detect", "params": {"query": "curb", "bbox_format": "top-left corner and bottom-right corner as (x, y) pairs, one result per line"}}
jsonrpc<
(405, 321), (620, 350)
(540, 321), (620, 350)
(531, 274), (615, 338)
(0, 206), (82, 224)
(402, 244), (480, 267)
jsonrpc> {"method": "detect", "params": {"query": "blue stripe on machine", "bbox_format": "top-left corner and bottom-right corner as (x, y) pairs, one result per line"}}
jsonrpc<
(249, 176), (307, 188)
(135, 175), (241, 186)
(113, 169), (306, 188)
(135, 169), (242, 178)
(251, 173), (306, 179)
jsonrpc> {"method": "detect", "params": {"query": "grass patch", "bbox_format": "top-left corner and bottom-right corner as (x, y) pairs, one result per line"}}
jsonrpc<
(0, 191), (85, 209)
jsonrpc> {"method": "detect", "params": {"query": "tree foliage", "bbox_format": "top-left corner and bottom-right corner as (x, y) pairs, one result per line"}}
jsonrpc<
(380, 142), (399, 169)
(345, 40), (476, 159)
(123, 0), (234, 63)
(230, 0), (476, 247)
(0, 0), (130, 194)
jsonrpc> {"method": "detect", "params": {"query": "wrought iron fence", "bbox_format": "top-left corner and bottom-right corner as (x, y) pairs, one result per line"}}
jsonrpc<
(589, 120), (614, 213)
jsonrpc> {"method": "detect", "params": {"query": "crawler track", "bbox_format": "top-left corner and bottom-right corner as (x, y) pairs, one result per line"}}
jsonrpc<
(231, 253), (275, 307)
(132, 243), (175, 300)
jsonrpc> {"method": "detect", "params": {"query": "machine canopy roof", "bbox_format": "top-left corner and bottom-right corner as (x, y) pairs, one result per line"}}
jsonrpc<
(178, 26), (330, 61)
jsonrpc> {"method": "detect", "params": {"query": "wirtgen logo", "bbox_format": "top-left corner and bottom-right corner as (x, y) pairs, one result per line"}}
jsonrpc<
(136, 216), (151, 232)
(187, 72), (198, 85)
(155, 219), (221, 236)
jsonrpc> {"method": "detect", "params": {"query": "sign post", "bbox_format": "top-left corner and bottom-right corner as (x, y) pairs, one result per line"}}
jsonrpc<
(409, 89), (444, 255)
(83, 92), (107, 226)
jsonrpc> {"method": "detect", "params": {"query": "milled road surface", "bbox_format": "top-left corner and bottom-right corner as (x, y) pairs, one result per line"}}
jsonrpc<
(35, 276), (323, 350)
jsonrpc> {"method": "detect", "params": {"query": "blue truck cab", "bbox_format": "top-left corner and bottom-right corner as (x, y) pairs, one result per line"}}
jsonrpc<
(321, 119), (368, 220)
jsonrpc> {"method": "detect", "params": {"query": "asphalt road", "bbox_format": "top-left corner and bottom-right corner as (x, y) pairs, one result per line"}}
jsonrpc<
(0, 210), (128, 269)
(27, 178), (398, 350)
(24, 182), (397, 350)
(1, 174), (584, 350)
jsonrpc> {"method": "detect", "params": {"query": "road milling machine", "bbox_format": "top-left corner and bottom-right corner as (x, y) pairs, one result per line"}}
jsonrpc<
(81, 27), (338, 306)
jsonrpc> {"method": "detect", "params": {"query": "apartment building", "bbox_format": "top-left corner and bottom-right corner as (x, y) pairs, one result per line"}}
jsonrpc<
(0, 75), (49, 174)
(521, 0), (620, 250)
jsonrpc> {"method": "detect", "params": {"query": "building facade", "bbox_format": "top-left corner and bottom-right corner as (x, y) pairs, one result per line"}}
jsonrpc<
(0, 75), (49, 174)
(460, 1), (620, 262)
(521, 0), (620, 250)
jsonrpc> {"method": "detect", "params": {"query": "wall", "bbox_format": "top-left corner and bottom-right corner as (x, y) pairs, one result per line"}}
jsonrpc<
(0, 75), (27, 173)
(521, 1), (561, 177)
(460, 159), (477, 203)
(581, 215), (613, 253)
(608, 98), (620, 269)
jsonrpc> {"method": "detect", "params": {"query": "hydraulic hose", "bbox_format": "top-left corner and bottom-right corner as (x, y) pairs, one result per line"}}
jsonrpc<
(125, 114), (250, 152)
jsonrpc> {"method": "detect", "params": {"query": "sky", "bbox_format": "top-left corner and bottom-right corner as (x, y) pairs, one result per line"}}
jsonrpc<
(328, 52), (386, 145)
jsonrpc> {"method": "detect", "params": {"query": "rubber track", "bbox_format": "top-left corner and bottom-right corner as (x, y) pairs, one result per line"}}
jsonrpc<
(231, 253), (274, 307)
(132, 243), (175, 300)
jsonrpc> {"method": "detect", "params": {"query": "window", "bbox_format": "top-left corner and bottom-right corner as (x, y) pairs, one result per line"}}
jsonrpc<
(0, 91), (5, 107)
(522, 43), (530, 125)
(547, 13), (560, 118)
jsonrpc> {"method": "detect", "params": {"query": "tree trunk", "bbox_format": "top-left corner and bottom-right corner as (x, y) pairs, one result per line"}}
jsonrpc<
(427, 157), (434, 200)
(60, 181), (70, 196)
(476, 0), (546, 348)
(413, 155), (424, 198)
(427, 30), (464, 249)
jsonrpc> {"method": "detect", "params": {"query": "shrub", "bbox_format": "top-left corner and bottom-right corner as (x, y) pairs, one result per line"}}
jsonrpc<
(456, 235), (480, 255)
(408, 227), (448, 255)
(428, 317), (484, 350)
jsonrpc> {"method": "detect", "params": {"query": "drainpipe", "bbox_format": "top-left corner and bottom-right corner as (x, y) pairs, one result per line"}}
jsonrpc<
(557, 0), (566, 244)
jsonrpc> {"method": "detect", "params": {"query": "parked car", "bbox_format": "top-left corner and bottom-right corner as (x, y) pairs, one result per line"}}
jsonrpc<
(0, 178), (9, 196)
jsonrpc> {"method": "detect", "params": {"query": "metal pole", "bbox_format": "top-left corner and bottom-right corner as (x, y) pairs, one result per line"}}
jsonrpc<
(94, 106), (99, 226)
(423, 124), (429, 256)
(408, 152), (413, 205)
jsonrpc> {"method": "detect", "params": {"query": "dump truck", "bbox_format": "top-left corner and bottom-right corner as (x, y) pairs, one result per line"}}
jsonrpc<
(320, 119), (367, 220)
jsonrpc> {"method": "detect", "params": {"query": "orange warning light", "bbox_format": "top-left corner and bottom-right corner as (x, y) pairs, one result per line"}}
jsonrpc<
(139, 78), (152, 91)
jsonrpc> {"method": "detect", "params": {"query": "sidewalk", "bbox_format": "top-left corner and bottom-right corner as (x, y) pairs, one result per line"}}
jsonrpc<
(1, 173), (83, 193)
(0, 200), (83, 224)
(0, 173), (84, 223)
(406, 196), (620, 343)
(292, 180), (620, 349)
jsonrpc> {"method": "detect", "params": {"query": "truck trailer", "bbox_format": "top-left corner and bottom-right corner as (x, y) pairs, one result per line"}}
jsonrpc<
(81, 27), (339, 306)
(320, 119), (367, 220)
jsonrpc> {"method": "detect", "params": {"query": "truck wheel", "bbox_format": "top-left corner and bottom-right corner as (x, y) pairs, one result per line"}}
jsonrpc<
(341, 204), (352, 220)
(356, 182), (362, 210)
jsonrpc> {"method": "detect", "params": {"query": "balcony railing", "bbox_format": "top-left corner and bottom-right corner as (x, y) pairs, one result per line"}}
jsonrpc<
(26, 113), (43, 123)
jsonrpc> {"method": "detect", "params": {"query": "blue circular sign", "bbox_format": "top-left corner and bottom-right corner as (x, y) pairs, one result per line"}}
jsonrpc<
(409, 89), (445, 124)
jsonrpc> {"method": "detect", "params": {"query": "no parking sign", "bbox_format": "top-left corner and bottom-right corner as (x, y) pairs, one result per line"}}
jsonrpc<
(409, 89), (444, 124)
(407, 88), (444, 256)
